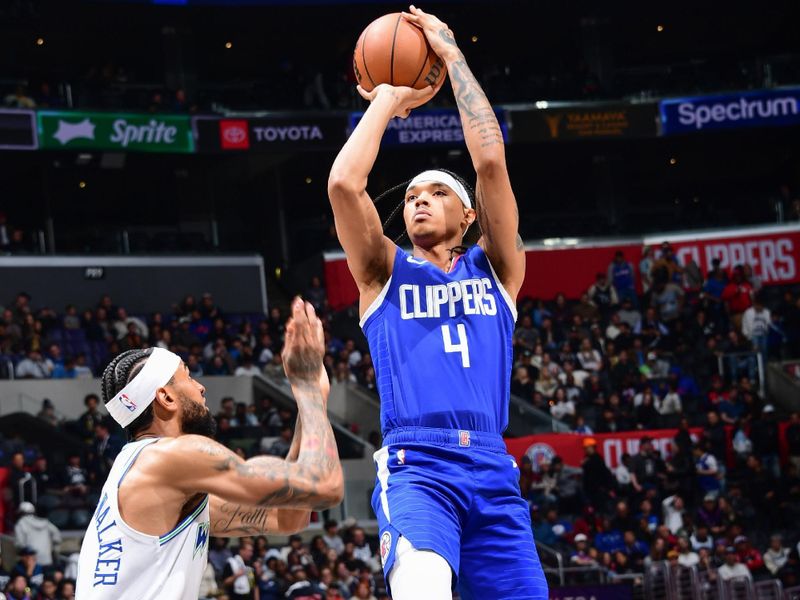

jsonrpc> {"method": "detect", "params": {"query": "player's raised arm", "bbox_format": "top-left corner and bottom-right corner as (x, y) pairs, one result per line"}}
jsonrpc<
(403, 5), (525, 299)
(208, 345), (331, 536)
(328, 77), (443, 301)
(169, 299), (343, 515)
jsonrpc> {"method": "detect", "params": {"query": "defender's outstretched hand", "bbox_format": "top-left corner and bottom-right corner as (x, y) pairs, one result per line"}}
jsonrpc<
(283, 297), (326, 385)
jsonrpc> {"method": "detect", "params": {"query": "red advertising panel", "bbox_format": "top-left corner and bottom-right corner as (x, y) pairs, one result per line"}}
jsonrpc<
(504, 428), (702, 472)
(506, 423), (791, 472)
(323, 225), (800, 310)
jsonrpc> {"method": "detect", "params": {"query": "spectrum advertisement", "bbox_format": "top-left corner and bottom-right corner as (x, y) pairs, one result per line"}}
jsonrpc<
(660, 88), (800, 135)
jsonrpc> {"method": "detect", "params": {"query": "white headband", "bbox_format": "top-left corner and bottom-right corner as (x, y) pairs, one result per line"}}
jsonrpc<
(105, 348), (182, 428)
(406, 170), (472, 209)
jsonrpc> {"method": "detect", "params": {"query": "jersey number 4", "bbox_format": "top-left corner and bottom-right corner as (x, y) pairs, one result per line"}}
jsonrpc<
(441, 324), (470, 368)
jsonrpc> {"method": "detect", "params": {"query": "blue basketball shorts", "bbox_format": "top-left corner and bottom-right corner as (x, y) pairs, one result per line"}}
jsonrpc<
(372, 426), (548, 600)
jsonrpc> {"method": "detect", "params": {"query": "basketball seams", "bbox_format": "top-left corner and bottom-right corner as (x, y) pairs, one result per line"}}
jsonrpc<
(409, 33), (432, 88)
(361, 24), (377, 90)
(389, 13), (402, 86)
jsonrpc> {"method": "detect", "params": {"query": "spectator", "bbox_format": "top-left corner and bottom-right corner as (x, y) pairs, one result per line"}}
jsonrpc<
(323, 520), (345, 555)
(690, 524), (714, 553)
(608, 251), (637, 306)
(223, 541), (257, 600)
(76, 394), (103, 444)
(763, 534), (790, 576)
(721, 266), (754, 332)
(14, 503), (61, 568)
(655, 384), (682, 417)
(15, 350), (53, 379)
(286, 565), (324, 599)
(570, 533), (598, 567)
(351, 527), (380, 573)
(6, 573), (34, 600)
(35, 400), (58, 427)
(750, 404), (781, 478)
(588, 273), (618, 317)
(742, 293), (771, 363)
(662, 494), (685, 535)
(268, 425), (293, 458)
(631, 437), (667, 494)
(639, 247), (655, 295)
(650, 278), (685, 325)
(581, 439), (614, 509)
(209, 537), (234, 577)
(734, 536), (765, 577)
(11, 547), (44, 596)
(511, 366), (535, 400)
(677, 535), (700, 567)
(61, 454), (89, 498)
(514, 315), (539, 354)
(694, 444), (722, 497)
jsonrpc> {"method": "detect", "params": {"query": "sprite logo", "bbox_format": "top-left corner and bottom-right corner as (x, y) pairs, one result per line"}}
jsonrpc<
(38, 111), (193, 153)
(110, 118), (177, 147)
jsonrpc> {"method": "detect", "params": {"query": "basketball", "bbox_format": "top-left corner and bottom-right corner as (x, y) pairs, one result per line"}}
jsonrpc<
(353, 13), (445, 92)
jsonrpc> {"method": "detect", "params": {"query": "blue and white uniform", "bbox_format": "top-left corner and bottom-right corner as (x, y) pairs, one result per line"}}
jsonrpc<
(77, 439), (211, 599)
(362, 244), (547, 599)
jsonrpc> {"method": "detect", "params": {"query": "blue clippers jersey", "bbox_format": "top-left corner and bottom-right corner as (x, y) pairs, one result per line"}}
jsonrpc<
(361, 245), (518, 435)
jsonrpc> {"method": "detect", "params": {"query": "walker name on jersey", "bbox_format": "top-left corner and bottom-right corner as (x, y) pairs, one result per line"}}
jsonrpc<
(93, 492), (123, 587)
(398, 278), (497, 320)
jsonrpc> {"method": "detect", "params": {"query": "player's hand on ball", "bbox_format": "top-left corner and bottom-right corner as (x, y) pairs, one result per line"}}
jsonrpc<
(401, 5), (460, 62)
(357, 79), (444, 119)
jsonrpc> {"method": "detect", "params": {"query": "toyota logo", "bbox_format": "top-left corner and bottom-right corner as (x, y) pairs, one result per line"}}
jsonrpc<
(223, 126), (247, 144)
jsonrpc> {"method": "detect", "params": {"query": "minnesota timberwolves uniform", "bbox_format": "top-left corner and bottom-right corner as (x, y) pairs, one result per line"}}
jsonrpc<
(362, 245), (547, 599)
(77, 439), (211, 599)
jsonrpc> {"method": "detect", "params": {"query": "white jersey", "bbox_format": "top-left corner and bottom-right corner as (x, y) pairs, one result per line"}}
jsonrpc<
(77, 439), (210, 600)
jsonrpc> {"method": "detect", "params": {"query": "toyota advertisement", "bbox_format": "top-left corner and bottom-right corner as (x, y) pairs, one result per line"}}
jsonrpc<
(193, 114), (348, 152)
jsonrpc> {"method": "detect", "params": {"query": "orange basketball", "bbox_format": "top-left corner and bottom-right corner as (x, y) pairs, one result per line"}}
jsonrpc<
(353, 13), (445, 92)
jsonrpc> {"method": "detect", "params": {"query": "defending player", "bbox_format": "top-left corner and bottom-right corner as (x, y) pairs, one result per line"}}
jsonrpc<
(76, 298), (342, 599)
(327, 5), (546, 599)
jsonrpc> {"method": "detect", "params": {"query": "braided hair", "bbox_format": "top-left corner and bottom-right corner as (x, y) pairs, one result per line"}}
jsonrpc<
(101, 348), (165, 439)
(375, 168), (481, 247)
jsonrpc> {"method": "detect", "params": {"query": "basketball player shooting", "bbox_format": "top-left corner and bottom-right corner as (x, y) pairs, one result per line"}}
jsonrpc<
(328, 5), (546, 599)
(76, 298), (342, 599)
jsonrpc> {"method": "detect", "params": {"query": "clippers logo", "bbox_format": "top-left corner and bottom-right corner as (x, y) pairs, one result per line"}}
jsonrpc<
(117, 393), (136, 412)
(397, 449), (406, 465)
(524, 443), (557, 473)
(380, 531), (392, 564)
(219, 119), (250, 150)
(459, 430), (471, 447)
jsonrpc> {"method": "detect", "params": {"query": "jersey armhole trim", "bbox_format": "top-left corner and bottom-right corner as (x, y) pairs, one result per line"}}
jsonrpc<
(482, 250), (518, 321)
(117, 438), (160, 488)
(359, 275), (393, 329)
(159, 495), (209, 545)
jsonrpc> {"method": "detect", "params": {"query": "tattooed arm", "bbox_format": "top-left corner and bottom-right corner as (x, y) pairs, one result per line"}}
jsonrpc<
(403, 5), (525, 299)
(168, 299), (343, 514)
(328, 58), (445, 313)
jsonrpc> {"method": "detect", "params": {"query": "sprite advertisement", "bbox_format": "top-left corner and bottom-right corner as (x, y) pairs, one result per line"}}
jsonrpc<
(37, 111), (194, 153)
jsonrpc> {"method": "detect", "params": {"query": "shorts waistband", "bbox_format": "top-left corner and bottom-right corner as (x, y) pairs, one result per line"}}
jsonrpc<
(382, 426), (506, 452)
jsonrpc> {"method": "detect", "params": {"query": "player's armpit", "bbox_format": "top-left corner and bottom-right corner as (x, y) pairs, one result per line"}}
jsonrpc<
(165, 435), (343, 511)
(209, 494), (310, 537)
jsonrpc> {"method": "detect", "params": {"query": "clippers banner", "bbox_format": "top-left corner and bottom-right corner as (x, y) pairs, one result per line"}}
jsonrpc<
(323, 224), (800, 309)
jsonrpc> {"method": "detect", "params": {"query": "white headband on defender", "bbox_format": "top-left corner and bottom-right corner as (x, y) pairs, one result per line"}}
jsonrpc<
(406, 170), (472, 209)
(105, 348), (182, 428)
